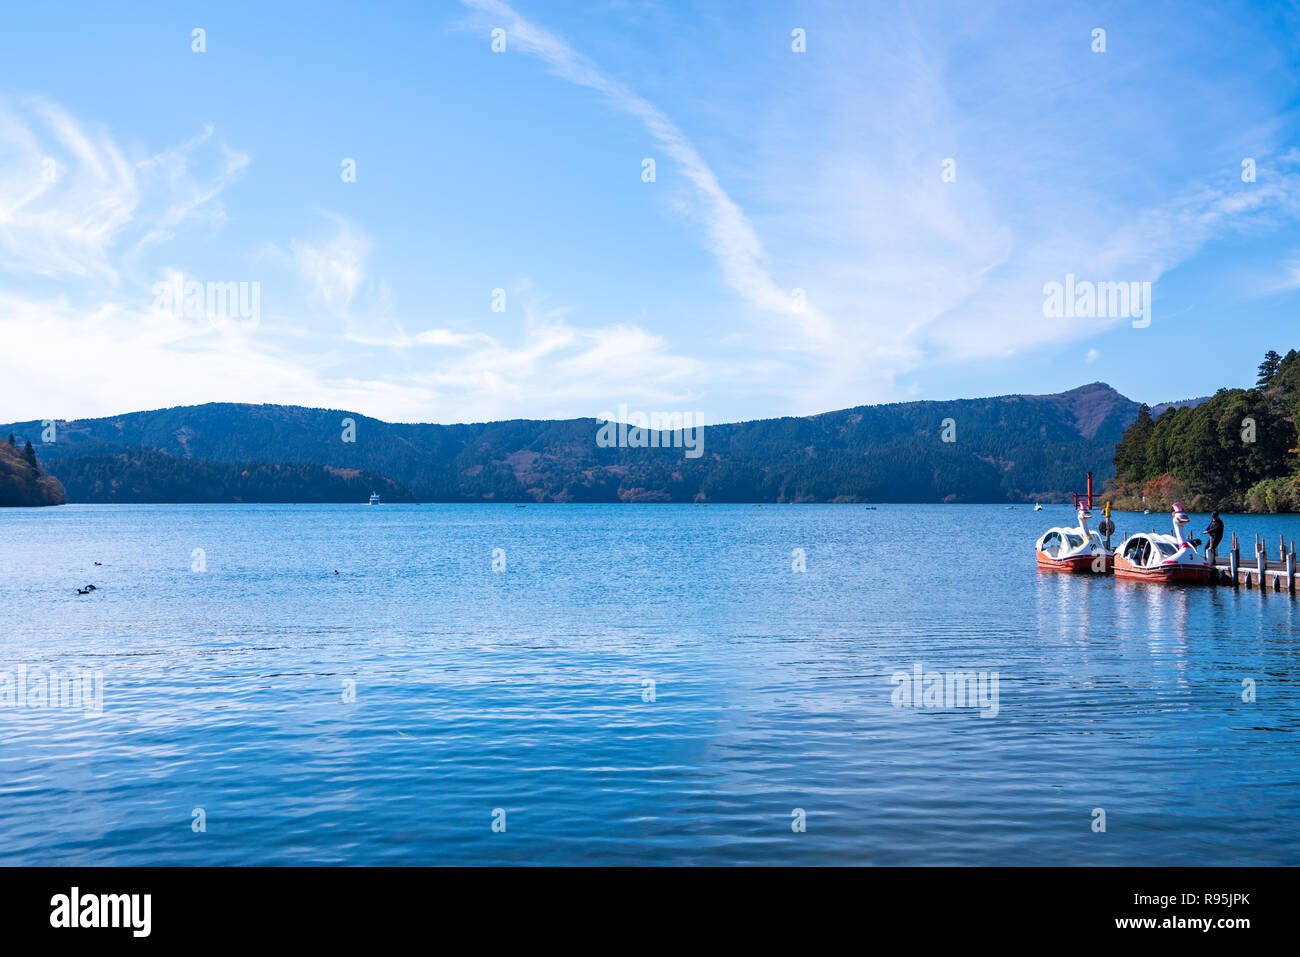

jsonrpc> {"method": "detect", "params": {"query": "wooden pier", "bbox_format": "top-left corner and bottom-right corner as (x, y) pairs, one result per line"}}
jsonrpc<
(1209, 533), (1297, 592)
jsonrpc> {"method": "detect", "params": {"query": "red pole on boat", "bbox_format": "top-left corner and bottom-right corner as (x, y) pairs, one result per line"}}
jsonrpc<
(1086, 472), (1094, 510)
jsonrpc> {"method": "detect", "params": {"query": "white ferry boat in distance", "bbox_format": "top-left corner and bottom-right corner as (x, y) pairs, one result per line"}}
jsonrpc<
(368, 491), (381, 505)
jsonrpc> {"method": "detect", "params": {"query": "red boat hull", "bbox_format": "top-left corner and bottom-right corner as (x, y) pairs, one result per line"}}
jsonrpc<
(1036, 553), (1110, 573)
(1112, 558), (1213, 583)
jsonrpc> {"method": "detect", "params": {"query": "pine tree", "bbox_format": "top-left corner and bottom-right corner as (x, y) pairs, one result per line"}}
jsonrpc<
(1113, 404), (1154, 482)
(1258, 350), (1283, 387)
(6, 433), (13, 445)
(22, 440), (38, 469)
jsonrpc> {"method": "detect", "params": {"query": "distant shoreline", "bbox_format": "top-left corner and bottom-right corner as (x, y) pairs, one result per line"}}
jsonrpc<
(11, 500), (1298, 515)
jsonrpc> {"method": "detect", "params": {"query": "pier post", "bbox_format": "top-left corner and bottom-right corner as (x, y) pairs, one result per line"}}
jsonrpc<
(1289, 544), (1296, 595)
(1229, 535), (1240, 587)
(1257, 541), (1268, 591)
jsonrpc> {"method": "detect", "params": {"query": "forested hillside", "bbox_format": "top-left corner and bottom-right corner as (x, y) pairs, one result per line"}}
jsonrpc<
(4, 382), (1166, 504)
(1108, 349), (1300, 512)
(49, 450), (416, 504)
(0, 436), (66, 507)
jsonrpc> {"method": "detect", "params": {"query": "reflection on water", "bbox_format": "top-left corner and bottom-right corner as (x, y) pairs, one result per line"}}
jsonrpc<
(0, 503), (1297, 865)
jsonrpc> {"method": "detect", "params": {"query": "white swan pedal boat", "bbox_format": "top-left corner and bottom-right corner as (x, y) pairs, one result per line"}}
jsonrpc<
(1112, 503), (1213, 584)
(1035, 504), (1112, 573)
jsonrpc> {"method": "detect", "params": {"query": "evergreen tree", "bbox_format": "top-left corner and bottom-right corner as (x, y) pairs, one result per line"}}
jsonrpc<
(1113, 404), (1154, 482)
(6, 433), (13, 445)
(1258, 350), (1283, 387)
(22, 440), (38, 469)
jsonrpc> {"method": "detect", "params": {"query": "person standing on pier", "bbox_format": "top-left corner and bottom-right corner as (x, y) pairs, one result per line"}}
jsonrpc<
(1204, 511), (1224, 558)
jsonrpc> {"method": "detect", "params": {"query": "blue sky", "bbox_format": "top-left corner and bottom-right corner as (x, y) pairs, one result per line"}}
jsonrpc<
(2, 0), (1299, 424)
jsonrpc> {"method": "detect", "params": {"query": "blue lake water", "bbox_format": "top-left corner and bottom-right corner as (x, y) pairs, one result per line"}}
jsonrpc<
(0, 503), (1297, 865)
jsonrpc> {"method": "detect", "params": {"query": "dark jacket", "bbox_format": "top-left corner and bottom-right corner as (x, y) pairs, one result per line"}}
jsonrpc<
(1206, 516), (1224, 544)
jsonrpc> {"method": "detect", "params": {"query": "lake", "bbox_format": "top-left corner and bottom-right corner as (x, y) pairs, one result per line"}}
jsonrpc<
(1, 503), (1297, 865)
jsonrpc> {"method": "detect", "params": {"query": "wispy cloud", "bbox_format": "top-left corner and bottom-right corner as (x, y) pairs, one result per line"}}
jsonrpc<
(401, 294), (710, 420)
(456, 0), (839, 352)
(134, 123), (250, 250)
(0, 98), (138, 281)
(727, 1), (1300, 404)
(0, 92), (712, 424)
(0, 98), (248, 284)
(285, 213), (372, 312)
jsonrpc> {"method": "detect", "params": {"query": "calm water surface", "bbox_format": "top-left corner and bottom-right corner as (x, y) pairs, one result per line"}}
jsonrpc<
(1, 503), (1297, 865)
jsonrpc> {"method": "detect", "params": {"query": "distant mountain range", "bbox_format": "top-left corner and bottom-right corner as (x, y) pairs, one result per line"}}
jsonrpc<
(1, 383), (1206, 505)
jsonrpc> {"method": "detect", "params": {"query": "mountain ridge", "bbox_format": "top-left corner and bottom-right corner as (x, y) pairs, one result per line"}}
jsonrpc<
(2, 383), (1203, 504)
